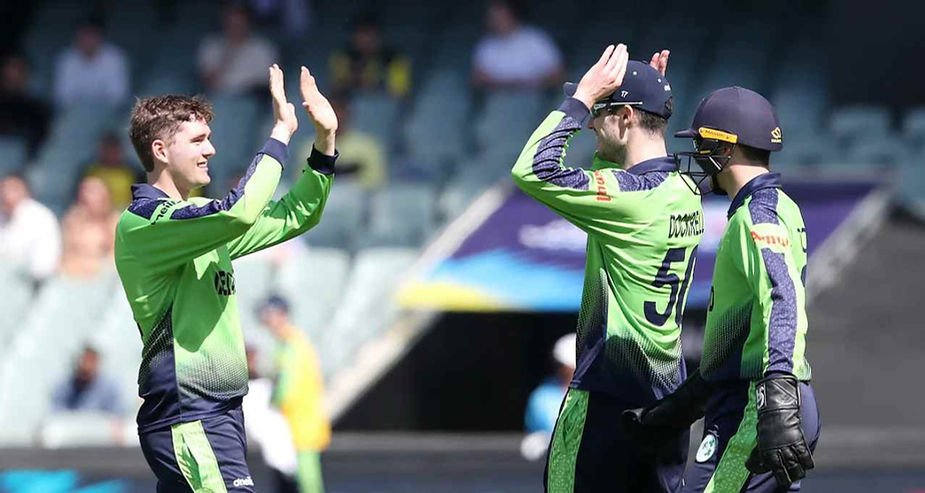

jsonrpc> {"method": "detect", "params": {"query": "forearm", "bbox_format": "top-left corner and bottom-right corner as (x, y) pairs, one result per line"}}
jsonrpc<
(313, 128), (335, 156)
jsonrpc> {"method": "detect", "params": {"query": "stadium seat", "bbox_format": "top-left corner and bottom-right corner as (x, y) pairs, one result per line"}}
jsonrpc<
(92, 291), (142, 416)
(232, 255), (275, 340)
(302, 181), (366, 249)
(0, 136), (28, 175)
(0, 277), (116, 445)
(39, 412), (130, 448)
(207, 95), (261, 192)
(438, 168), (496, 221)
(0, 261), (34, 346)
(474, 91), (544, 160)
(350, 93), (401, 151)
(902, 107), (925, 151)
(402, 70), (472, 183)
(321, 247), (418, 375)
(839, 137), (907, 168)
(830, 105), (892, 145)
(273, 247), (352, 341)
(361, 184), (437, 247)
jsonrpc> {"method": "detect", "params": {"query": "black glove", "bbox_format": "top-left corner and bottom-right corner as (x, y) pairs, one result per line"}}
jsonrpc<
(745, 375), (815, 487)
(622, 370), (712, 456)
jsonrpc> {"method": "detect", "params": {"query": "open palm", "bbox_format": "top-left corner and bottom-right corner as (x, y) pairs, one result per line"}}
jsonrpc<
(300, 66), (338, 133)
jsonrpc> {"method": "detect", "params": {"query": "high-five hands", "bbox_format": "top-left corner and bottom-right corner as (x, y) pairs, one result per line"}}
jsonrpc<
(572, 44), (630, 112)
(269, 64), (298, 144)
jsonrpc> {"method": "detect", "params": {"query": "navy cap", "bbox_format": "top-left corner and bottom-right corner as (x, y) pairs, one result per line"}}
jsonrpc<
(564, 60), (673, 119)
(258, 294), (290, 313)
(675, 86), (783, 152)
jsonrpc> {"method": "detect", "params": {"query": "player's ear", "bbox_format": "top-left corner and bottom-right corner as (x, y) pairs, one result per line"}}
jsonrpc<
(151, 139), (169, 166)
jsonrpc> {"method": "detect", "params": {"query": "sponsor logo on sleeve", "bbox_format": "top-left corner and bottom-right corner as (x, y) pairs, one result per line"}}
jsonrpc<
(593, 170), (611, 202)
(750, 230), (790, 248)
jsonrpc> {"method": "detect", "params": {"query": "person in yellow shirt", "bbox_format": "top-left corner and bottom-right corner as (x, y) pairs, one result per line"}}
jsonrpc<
(82, 132), (141, 209)
(259, 295), (330, 493)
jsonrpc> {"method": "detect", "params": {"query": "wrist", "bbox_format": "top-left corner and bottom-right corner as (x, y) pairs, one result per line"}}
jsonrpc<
(572, 90), (595, 111)
(314, 128), (336, 156)
(270, 125), (292, 145)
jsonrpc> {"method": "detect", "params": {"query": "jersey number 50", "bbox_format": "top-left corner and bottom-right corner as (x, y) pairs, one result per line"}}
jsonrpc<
(644, 246), (698, 327)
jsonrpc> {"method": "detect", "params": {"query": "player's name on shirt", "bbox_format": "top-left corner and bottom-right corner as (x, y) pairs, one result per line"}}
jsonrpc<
(668, 210), (705, 239)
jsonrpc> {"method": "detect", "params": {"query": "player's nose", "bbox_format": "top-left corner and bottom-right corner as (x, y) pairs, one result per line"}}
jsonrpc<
(203, 140), (216, 158)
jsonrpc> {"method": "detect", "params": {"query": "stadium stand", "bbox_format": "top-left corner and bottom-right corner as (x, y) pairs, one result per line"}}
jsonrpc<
(1, 0), (924, 459)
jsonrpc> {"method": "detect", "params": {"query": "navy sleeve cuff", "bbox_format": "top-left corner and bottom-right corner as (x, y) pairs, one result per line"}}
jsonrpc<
(260, 138), (289, 168)
(558, 97), (591, 126)
(307, 146), (338, 175)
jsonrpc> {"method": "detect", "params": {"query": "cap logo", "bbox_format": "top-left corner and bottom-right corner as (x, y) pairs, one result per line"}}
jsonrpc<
(620, 90), (629, 98)
(771, 127), (782, 144)
(698, 127), (738, 144)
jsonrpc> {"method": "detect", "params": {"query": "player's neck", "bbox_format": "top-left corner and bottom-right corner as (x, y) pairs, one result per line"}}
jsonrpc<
(621, 135), (667, 170)
(147, 170), (190, 201)
(718, 164), (770, 200)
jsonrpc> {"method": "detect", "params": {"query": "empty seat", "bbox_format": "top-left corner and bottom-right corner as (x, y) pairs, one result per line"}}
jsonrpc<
(351, 93), (401, 150)
(321, 247), (418, 374)
(830, 105), (892, 144)
(902, 107), (925, 150)
(302, 181), (366, 248)
(0, 262), (33, 347)
(362, 184), (437, 247)
(273, 247), (351, 340)
(39, 412), (130, 448)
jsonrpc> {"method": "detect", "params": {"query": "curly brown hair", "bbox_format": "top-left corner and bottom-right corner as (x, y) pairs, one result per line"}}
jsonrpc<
(129, 95), (214, 172)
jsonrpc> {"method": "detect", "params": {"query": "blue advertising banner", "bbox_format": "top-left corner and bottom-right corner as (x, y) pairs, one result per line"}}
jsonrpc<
(399, 180), (881, 312)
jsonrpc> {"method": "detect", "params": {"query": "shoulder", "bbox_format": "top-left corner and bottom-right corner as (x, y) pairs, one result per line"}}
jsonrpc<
(746, 188), (782, 225)
(608, 169), (672, 193)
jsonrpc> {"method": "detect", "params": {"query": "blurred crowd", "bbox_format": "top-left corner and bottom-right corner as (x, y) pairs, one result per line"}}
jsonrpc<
(0, 0), (563, 287)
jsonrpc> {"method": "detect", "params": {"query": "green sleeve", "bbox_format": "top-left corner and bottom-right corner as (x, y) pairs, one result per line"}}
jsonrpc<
(733, 206), (805, 377)
(228, 147), (336, 259)
(117, 139), (286, 275)
(510, 98), (648, 236)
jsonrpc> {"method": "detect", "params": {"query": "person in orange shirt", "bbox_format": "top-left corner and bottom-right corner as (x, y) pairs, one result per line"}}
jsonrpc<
(259, 295), (330, 493)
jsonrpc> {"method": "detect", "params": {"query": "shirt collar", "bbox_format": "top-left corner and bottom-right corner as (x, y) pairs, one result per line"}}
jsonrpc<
(627, 156), (677, 175)
(592, 155), (677, 175)
(131, 183), (170, 201)
(727, 172), (782, 218)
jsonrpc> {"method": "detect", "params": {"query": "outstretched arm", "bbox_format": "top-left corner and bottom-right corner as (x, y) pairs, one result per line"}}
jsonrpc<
(228, 66), (339, 259)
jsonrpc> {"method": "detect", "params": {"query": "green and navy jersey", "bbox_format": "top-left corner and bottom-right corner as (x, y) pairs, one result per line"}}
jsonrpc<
(512, 99), (704, 407)
(114, 139), (335, 433)
(701, 173), (812, 383)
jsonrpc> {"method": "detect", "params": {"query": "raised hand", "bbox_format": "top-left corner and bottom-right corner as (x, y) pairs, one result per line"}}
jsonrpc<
(649, 50), (670, 76)
(269, 64), (298, 144)
(572, 44), (630, 112)
(299, 66), (338, 134)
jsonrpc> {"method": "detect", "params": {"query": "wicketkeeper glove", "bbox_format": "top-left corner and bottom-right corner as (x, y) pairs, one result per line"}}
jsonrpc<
(622, 370), (712, 456)
(745, 374), (815, 487)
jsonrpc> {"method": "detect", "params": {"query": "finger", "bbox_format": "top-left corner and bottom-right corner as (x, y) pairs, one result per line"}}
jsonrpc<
(611, 44), (629, 83)
(794, 442), (815, 470)
(649, 51), (660, 70)
(768, 450), (792, 486)
(300, 65), (318, 98)
(781, 448), (805, 483)
(658, 49), (670, 76)
(596, 44), (615, 68)
(603, 43), (625, 72)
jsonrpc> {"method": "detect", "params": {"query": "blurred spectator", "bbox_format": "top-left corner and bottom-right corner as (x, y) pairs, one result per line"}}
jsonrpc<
(198, 3), (279, 97)
(301, 98), (385, 190)
(329, 14), (411, 99)
(51, 345), (124, 415)
(60, 176), (118, 278)
(53, 18), (129, 107)
(83, 133), (140, 209)
(249, 0), (312, 38)
(472, 0), (564, 90)
(260, 295), (329, 493)
(0, 54), (51, 157)
(0, 174), (61, 286)
(521, 333), (575, 461)
(243, 344), (301, 490)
